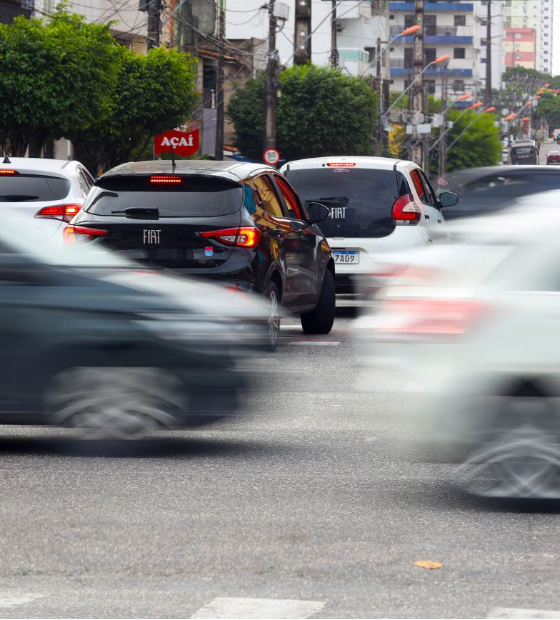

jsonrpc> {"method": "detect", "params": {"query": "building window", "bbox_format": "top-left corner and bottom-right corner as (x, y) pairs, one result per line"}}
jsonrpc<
(425, 15), (437, 35)
(390, 14), (395, 20)
(515, 33), (522, 39)
(453, 48), (465, 59)
(404, 14), (415, 29)
(481, 57), (487, 63)
(454, 15), (466, 27)
(404, 47), (413, 69)
(425, 80), (436, 95)
(453, 80), (465, 92)
(425, 48), (437, 64)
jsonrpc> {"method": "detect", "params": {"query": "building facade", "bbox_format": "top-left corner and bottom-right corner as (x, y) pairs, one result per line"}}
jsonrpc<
(503, 27), (537, 69)
(388, 1), (504, 100)
(503, 0), (554, 73)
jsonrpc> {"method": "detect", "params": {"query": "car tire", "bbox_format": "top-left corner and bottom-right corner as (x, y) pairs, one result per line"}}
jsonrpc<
(266, 281), (281, 350)
(301, 269), (335, 335)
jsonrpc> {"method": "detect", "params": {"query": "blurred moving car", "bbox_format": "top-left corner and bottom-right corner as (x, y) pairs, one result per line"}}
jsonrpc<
(358, 208), (560, 498)
(547, 150), (560, 165)
(0, 157), (93, 240)
(0, 213), (269, 438)
(446, 165), (560, 220)
(70, 161), (336, 346)
(281, 156), (457, 293)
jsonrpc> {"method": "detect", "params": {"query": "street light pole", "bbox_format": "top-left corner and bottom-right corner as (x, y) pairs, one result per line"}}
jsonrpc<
(264, 0), (278, 155)
(214, 0), (225, 161)
(409, 0), (425, 165)
(330, 0), (338, 68)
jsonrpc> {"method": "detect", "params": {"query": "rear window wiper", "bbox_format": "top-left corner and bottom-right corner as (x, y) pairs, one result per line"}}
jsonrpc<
(0, 195), (40, 201)
(111, 207), (160, 219)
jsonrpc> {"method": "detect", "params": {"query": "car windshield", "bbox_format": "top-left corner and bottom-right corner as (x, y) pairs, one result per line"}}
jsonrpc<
(85, 175), (243, 218)
(285, 167), (408, 238)
(0, 174), (70, 202)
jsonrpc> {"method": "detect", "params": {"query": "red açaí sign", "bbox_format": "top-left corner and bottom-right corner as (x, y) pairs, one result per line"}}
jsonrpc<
(154, 129), (200, 157)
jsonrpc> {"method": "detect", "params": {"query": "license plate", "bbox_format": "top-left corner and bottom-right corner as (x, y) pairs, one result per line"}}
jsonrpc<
(333, 250), (359, 264)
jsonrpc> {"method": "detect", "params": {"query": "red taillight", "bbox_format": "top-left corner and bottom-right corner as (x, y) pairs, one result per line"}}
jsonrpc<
(392, 193), (421, 224)
(149, 175), (182, 184)
(63, 226), (107, 245)
(200, 227), (261, 249)
(0, 169), (17, 175)
(326, 162), (356, 167)
(35, 203), (82, 223)
(376, 298), (485, 336)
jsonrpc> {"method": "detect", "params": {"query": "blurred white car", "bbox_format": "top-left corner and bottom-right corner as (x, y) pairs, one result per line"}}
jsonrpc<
(0, 157), (93, 240)
(281, 156), (457, 293)
(357, 208), (560, 499)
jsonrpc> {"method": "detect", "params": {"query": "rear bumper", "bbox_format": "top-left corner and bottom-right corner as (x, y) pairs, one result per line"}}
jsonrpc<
(335, 275), (355, 294)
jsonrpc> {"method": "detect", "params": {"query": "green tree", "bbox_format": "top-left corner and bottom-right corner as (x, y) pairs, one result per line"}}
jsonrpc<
(536, 92), (560, 133)
(227, 64), (376, 161)
(0, 9), (120, 155)
(72, 45), (198, 172)
(445, 109), (501, 172)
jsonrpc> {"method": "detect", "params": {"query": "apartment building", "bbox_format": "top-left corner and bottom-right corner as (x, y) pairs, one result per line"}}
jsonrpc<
(389, 0), (504, 100)
(504, 0), (554, 73)
(504, 27), (537, 69)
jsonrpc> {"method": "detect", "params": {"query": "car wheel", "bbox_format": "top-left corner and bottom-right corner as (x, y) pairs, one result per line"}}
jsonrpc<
(459, 393), (560, 498)
(301, 269), (335, 335)
(44, 367), (188, 439)
(266, 281), (281, 350)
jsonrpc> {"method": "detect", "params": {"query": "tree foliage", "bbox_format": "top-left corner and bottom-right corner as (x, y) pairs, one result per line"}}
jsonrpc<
(445, 110), (501, 172)
(0, 9), (197, 170)
(227, 64), (377, 161)
(536, 92), (560, 132)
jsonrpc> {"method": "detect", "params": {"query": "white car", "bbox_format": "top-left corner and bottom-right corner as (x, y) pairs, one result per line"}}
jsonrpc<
(281, 156), (457, 293)
(357, 207), (560, 499)
(0, 157), (94, 240)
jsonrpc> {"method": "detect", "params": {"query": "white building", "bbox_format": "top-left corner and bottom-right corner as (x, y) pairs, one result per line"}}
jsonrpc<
(388, 0), (504, 101)
(504, 0), (554, 74)
(226, 0), (390, 80)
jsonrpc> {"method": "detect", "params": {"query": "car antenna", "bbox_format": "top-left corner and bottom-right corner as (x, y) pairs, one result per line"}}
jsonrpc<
(2, 155), (10, 164)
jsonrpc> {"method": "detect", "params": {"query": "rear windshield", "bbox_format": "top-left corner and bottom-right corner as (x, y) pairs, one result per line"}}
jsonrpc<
(85, 176), (243, 218)
(284, 167), (408, 238)
(0, 174), (70, 202)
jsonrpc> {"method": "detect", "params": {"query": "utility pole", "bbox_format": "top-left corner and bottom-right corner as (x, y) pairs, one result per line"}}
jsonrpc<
(330, 0), (338, 68)
(264, 0), (278, 154)
(485, 0), (492, 105)
(408, 0), (424, 165)
(147, 0), (162, 50)
(438, 72), (448, 180)
(215, 0), (225, 161)
(294, 0), (312, 65)
(375, 37), (383, 155)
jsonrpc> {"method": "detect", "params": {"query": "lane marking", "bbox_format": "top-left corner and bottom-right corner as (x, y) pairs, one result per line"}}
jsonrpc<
(191, 597), (325, 619)
(488, 609), (560, 619)
(287, 341), (340, 346)
(0, 593), (44, 608)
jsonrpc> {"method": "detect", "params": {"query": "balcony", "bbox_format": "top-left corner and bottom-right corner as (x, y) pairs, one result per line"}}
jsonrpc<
(390, 2), (473, 11)
(390, 25), (458, 36)
(390, 67), (474, 77)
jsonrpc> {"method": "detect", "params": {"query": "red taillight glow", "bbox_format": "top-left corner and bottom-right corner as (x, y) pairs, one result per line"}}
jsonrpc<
(63, 225), (107, 245)
(35, 203), (82, 223)
(392, 193), (421, 223)
(149, 175), (182, 184)
(200, 227), (261, 249)
(376, 298), (485, 336)
(0, 169), (17, 175)
(326, 162), (356, 167)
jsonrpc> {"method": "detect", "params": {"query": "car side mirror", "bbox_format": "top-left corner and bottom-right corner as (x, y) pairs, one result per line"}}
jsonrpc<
(306, 201), (330, 224)
(438, 191), (459, 209)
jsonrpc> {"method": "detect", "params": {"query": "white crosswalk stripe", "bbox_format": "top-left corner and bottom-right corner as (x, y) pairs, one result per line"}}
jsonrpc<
(190, 597), (325, 619)
(488, 608), (560, 619)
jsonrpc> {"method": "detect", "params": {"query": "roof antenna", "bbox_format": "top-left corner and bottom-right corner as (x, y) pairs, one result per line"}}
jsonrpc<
(2, 155), (10, 164)
(170, 146), (176, 172)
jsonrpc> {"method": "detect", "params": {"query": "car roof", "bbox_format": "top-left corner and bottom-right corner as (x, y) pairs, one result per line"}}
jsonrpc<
(100, 160), (276, 182)
(281, 156), (412, 171)
(0, 157), (80, 175)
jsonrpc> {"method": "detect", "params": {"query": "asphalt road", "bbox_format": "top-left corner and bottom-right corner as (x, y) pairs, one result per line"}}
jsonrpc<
(0, 301), (559, 619)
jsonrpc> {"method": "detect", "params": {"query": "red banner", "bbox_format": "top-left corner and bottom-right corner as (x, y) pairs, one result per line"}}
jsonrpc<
(154, 129), (200, 157)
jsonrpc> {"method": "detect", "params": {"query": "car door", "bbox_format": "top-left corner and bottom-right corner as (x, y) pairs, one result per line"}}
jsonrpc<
(252, 173), (301, 307)
(272, 174), (321, 307)
(418, 169), (450, 241)
(409, 168), (441, 243)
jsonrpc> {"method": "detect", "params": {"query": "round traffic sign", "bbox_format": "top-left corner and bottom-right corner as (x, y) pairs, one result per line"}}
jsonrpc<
(263, 148), (280, 165)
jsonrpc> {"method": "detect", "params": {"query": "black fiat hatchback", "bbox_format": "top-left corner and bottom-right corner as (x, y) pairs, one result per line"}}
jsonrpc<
(68, 160), (336, 346)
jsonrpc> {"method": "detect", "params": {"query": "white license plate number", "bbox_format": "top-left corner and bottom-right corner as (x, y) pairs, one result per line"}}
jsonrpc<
(334, 251), (359, 264)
